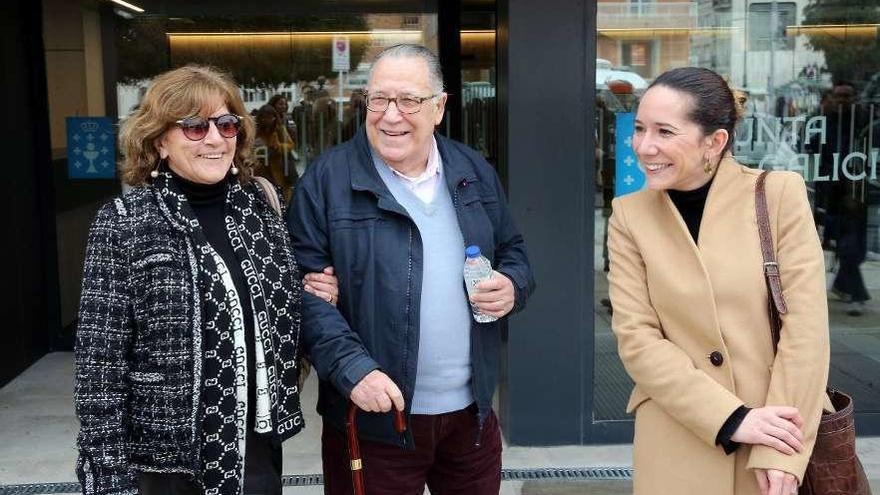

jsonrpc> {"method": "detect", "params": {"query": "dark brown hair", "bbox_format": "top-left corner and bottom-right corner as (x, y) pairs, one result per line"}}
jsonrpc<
(648, 67), (746, 153)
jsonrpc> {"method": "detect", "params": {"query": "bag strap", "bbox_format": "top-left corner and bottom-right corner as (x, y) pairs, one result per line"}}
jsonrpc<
(252, 176), (282, 217)
(755, 171), (789, 352)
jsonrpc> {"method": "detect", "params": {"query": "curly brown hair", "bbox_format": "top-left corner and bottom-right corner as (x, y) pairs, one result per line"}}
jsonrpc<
(118, 65), (256, 186)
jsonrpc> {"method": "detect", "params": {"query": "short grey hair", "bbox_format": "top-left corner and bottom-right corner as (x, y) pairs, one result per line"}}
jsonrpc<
(368, 44), (445, 94)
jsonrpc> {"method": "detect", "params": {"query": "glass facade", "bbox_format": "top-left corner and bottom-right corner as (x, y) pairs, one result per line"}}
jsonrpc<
(115, 12), (440, 192)
(461, 12), (497, 163)
(43, 0), (502, 346)
(593, 0), (880, 429)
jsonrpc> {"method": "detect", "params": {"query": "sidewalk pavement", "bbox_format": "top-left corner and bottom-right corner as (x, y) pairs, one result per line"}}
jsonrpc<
(1, 353), (877, 494)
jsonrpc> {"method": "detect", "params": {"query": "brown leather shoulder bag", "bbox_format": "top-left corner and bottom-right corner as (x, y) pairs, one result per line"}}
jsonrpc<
(756, 170), (872, 495)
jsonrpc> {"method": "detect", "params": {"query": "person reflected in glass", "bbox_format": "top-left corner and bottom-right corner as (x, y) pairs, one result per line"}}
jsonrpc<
(293, 85), (323, 164)
(74, 65), (339, 495)
(607, 67), (830, 495)
(255, 104), (297, 199)
(807, 81), (871, 315)
(342, 89), (367, 141)
(267, 94), (299, 160)
(312, 92), (339, 152)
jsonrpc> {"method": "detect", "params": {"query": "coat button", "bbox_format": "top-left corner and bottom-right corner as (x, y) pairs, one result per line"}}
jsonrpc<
(709, 351), (724, 367)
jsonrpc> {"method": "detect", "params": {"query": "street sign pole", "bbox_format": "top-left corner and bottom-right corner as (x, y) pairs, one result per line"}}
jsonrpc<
(332, 36), (351, 130)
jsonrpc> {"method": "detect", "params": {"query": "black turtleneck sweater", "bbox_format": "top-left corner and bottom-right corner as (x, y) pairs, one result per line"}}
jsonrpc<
(667, 178), (749, 455)
(166, 171), (281, 492)
(667, 178), (713, 243)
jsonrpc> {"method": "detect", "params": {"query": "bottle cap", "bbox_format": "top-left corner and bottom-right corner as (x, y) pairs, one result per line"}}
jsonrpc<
(465, 245), (481, 258)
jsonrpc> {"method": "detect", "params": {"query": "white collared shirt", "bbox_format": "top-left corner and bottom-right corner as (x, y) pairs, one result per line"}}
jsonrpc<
(386, 137), (441, 204)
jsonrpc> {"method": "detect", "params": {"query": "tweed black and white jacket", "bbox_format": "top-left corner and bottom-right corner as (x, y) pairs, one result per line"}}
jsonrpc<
(74, 182), (304, 495)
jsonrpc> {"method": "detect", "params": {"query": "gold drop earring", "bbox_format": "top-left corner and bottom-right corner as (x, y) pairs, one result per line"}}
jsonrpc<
(703, 155), (713, 174)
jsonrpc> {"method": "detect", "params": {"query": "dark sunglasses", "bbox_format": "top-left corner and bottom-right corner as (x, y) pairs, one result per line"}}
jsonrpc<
(174, 114), (242, 141)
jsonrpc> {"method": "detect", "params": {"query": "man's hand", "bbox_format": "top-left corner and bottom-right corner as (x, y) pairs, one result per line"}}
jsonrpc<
(755, 468), (799, 495)
(731, 406), (804, 455)
(304, 266), (339, 306)
(350, 370), (405, 413)
(469, 270), (515, 319)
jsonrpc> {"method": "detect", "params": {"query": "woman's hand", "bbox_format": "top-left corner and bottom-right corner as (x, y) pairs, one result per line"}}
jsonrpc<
(304, 266), (339, 305)
(754, 468), (799, 495)
(731, 406), (804, 455)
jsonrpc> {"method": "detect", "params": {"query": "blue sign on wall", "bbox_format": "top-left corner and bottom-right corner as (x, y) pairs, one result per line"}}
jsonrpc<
(614, 112), (646, 197)
(66, 117), (115, 179)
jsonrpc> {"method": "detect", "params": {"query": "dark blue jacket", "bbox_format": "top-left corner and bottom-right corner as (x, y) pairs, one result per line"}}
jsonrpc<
(288, 129), (534, 446)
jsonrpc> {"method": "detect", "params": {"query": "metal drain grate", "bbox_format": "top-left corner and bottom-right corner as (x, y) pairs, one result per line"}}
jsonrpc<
(0, 467), (632, 494)
(282, 473), (324, 486)
(0, 483), (81, 495)
(502, 467), (633, 481)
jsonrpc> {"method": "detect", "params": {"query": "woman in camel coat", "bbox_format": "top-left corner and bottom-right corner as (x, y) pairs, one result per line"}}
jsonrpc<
(608, 67), (829, 495)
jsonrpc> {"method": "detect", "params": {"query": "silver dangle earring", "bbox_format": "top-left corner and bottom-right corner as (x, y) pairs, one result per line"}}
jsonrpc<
(230, 164), (239, 176)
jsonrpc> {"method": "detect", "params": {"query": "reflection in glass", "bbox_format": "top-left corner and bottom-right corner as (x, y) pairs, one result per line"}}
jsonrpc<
(116, 13), (439, 191)
(594, 0), (880, 423)
(461, 6), (497, 163)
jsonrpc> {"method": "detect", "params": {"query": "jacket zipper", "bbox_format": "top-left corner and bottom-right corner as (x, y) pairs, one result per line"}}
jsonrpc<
(453, 179), (487, 447)
(401, 221), (415, 448)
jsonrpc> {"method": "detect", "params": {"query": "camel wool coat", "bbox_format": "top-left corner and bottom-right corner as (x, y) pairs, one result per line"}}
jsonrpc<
(607, 158), (830, 495)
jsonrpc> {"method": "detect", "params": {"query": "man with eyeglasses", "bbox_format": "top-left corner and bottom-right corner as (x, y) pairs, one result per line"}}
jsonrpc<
(288, 44), (534, 494)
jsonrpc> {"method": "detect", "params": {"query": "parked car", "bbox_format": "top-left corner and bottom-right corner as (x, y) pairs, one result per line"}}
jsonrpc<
(596, 59), (648, 91)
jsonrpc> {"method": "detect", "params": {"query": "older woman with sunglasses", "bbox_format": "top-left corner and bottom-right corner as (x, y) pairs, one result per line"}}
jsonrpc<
(74, 65), (338, 495)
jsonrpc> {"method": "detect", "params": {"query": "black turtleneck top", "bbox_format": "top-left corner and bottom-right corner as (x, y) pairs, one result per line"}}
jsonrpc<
(667, 177), (750, 455)
(667, 178), (713, 243)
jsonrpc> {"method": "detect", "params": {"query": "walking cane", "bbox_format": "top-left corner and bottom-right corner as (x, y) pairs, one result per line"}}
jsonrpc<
(346, 401), (407, 495)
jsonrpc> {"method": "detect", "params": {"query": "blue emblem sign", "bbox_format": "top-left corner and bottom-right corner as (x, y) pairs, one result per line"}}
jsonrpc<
(67, 117), (115, 179)
(614, 112), (646, 197)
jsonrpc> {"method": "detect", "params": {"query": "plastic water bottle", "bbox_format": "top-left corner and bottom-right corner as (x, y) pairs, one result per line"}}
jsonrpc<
(463, 245), (498, 323)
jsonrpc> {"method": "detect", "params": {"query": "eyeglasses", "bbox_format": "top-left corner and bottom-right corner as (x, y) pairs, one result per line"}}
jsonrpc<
(364, 93), (439, 114)
(174, 114), (242, 141)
